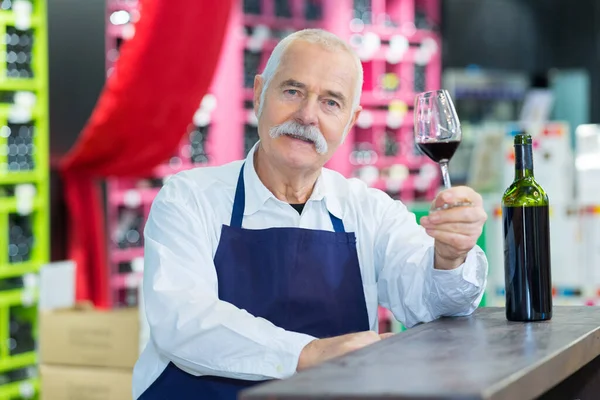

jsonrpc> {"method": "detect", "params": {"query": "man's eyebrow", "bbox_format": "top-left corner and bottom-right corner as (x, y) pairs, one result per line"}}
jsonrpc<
(324, 90), (347, 107)
(279, 79), (306, 89)
(279, 79), (348, 107)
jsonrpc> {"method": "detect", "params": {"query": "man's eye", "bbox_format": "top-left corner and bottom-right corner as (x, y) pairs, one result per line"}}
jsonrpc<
(325, 99), (339, 108)
(285, 89), (298, 96)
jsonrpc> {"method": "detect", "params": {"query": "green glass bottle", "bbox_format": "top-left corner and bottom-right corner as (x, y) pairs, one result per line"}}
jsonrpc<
(501, 132), (552, 322)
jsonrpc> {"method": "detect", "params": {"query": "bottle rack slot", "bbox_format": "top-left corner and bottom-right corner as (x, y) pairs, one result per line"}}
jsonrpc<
(103, 0), (442, 310)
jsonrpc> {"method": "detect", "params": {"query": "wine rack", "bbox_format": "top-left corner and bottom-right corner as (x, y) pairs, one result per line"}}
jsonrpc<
(103, 1), (443, 315)
(104, 0), (242, 308)
(0, 0), (48, 397)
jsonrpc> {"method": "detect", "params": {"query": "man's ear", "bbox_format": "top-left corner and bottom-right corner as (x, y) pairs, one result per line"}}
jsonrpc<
(349, 105), (362, 130)
(253, 75), (264, 116)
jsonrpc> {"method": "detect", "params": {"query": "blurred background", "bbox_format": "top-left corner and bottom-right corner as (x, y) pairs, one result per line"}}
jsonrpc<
(0, 0), (599, 398)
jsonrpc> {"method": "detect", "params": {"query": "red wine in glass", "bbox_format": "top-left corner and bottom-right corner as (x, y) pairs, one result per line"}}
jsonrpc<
(414, 89), (462, 189)
(417, 140), (460, 163)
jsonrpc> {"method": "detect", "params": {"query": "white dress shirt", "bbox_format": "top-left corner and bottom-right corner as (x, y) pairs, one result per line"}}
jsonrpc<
(132, 143), (488, 399)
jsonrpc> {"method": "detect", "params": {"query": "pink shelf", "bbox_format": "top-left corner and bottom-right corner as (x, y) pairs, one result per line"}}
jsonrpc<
(151, 160), (222, 179)
(243, 37), (280, 51)
(360, 91), (416, 107)
(107, 1), (139, 13)
(112, 271), (144, 290)
(356, 108), (415, 125)
(243, 89), (255, 101)
(373, 155), (426, 171)
(111, 248), (144, 264)
(243, 15), (322, 30)
(360, 45), (431, 65)
(106, 24), (130, 39)
(360, 25), (438, 43)
(368, 174), (432, 203)
(103, 0), (443, 308)
(108, 187), (161, 207)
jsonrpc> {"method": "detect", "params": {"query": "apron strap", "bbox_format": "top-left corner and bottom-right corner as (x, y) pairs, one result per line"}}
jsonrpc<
(230, 163), (246, 228)
(230, 162), (346, 233)
(328, 212), (345, 233)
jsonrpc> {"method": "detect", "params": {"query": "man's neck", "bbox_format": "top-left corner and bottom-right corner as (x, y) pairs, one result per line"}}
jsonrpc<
(253, 145), (321, 204)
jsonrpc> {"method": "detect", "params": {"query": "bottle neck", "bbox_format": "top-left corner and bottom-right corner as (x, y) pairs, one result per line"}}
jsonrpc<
(514, 143), (534, 180)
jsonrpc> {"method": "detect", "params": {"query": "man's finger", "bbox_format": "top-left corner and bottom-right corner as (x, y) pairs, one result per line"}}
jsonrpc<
(422, 207), (487, 225)
(421, 221), (482, 236)
(424, 229), (476, 253)
(432, 186), (483, 209)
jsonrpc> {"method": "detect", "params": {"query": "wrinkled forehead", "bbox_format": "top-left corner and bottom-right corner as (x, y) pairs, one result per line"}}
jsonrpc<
(275, 40), (359, 96)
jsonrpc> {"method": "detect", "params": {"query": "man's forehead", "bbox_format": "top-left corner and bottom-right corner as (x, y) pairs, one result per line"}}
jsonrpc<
(275, 42), (357, 90)
(280, 40), (354, 69)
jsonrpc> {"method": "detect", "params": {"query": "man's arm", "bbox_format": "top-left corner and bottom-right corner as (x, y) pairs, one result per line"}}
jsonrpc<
(142, 175), (316, 381)
(372, 189), (488, 329)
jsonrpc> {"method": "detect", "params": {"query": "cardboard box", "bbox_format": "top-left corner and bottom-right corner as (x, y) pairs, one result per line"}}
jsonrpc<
(39, 306), (140, 369)
(41, 364), (132, 400)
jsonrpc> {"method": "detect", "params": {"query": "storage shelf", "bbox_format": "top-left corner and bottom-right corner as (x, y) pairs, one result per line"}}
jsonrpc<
(359, 25), (439, 43)
(243, 37), (279, 51)
(111, 247), (144, 264)
(0, 196), (42, 213)
(0, 104), (43, 119)
(0, 352), (37, 374)
(153, 161), (212, 178)
(112, 271), (143, 290)
(0, 289), (37, 308)
(0, 79), (41, 92)
(360, 91), (416, 107)
(354, 109), (414, 127)
(106, 23), (131, 39)
(0, 171), (42, 185)
(108, 187), (160, 207)
(104, 0), (442, 308)
(0, 1), (48, 396)
(0, 13), (43, 27)
(107, 0), (139, 13)
(372, 156), (430, 171)
(0, 377), (38, 397)
(243, 15), (321, 30)
(0, 262), (39, 280)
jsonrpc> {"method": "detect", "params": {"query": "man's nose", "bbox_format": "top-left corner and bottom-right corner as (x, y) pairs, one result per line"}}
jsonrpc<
(294, 96), (319, 126)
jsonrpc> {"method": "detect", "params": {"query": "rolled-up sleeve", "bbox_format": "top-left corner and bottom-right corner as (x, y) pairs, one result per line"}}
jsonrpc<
(373, 196), (488, 328)
(143, 175), (316, 381)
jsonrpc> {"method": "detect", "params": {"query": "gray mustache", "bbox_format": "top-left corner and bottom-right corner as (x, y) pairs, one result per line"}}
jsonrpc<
(269, 121), (329, 155)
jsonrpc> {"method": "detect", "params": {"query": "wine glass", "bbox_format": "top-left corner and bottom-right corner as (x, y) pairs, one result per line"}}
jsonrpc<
(414, 89), (462, 189)
(414, 90), (469, 210)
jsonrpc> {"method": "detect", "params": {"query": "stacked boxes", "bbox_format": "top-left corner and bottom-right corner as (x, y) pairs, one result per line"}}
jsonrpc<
(39, 306), (140, 400)
(0, 0), (49, 397)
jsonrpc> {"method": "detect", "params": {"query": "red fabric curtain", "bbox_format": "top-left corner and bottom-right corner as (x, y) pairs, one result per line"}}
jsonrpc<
(60, 0), (233, 308)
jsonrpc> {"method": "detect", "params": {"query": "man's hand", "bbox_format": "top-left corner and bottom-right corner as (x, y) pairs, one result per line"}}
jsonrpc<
(297, 331), (394, 371)
(420, 186), (487, 270)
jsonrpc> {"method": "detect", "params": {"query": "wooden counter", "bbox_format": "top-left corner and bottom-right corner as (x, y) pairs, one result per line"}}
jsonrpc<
(240, 306), (600, 400)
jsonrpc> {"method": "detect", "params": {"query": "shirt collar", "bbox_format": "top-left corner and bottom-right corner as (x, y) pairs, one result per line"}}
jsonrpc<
(242, 142), (345, 220)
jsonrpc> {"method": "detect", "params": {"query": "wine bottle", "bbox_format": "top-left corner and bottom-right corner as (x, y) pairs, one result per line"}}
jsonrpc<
(502, 132), (552, 322)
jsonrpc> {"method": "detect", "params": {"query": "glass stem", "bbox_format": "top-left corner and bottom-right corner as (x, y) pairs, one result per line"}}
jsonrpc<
(440, 161), (451, 189)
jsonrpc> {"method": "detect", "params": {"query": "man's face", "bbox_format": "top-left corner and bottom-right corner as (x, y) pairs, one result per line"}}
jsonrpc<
(254, 40), (361, 171)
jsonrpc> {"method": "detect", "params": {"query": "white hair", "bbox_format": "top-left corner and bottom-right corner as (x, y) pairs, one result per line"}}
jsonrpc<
(257, 29), (363, 122)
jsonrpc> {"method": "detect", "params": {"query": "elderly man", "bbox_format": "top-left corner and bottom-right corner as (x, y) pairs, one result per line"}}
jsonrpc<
(132, 29), (488, 399)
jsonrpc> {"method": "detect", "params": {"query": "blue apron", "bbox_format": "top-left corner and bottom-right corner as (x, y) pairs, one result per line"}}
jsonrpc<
(139, 163), (370, 399)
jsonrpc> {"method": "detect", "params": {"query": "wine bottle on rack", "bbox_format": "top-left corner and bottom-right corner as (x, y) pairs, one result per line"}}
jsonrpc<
(502, 132), (552, 322)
